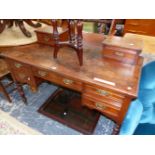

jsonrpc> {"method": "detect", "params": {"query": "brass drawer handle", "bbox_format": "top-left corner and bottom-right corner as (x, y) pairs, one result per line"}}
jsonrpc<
(96, 89), (109, 96)
(95, 102), (106, 110)
(15, 63), (22, 68)
(38, 71), (47, 77)
(114, 52), (124, 57)
(63, 79), (73, 85)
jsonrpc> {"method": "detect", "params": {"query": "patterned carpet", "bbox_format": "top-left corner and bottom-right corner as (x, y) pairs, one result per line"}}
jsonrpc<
(0, 82), (115, 135)
(0, 109), (42, 135)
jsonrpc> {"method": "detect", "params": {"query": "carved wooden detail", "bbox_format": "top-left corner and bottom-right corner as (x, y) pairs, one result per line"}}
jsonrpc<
(52, 20), (83, 66)
(0, 19), (41, 37)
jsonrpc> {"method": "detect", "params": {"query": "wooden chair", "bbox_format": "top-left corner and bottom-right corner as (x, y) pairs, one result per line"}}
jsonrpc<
(0, 59), (12, 102)
(0, 59), (27, 103)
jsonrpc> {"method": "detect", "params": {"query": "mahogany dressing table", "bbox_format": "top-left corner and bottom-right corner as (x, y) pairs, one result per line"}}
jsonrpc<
(0, 33), (143, 134)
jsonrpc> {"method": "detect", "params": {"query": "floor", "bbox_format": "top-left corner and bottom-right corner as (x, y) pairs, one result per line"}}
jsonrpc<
(0, 81), (115, 135)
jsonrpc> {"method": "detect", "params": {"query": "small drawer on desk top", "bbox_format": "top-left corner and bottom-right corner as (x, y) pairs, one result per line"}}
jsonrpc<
(102, 47), (138, 65)
(82, 94), (120, 118)
(102, 36), (142, 65)
(35, 28), (69, 46)
(33, 68), (83, 92)
(36, 32), (55, 46)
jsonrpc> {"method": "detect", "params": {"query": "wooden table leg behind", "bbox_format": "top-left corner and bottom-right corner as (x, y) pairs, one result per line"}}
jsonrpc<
(0, 20), (6, 33)
(112, 124), (120, 135)
(0, 81), (12, 103)
(15, 82), (27, 104)
(0, 19), (42, 37)
(76, 20), (83, 66)
(52, 19), (60, 59)
(24, 20), (42, 28)
(18, 20), (32, 37)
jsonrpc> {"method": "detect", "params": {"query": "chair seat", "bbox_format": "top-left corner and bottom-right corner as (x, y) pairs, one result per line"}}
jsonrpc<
(119, 61), (155, 135)
(119, 99), (143, 135)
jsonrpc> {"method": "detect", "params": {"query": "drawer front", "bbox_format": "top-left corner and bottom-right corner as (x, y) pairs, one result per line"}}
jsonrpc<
(84, 84), (124, 100)
(6, 59), (38, 92)
(33, 68), (83, 92)
(36, 32), (54, 46)
(125, 19), (155, 26)
(82, 95), (120, 119)
(84, 85), (124, 107)
(124, 24), (148, 34)
(102, 47), (138, 64)
(36, 30), (69, 46)
(125, 19), (140, 25)
(8, 60), (33, 84)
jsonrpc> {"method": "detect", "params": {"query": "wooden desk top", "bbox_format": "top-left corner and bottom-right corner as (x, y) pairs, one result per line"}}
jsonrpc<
(102, 35), (143, 52)
(0, 33), (143, 97)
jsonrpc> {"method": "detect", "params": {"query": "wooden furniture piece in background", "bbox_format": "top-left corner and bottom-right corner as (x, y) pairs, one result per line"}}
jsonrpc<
(0, 33), (143, 134)
(83, 19), (117, 35)
(0, 19), (41, 37)
(124, 19), (155, 36)
(102, 36), (142, 65)
(36, 19), (117, 34)
(0, 59), (27, 103)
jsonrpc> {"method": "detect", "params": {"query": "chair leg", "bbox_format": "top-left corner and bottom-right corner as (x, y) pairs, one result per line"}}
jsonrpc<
(15, 82), (27, 104)
(112, 124), (120, 135)
(0, 82), (12, 103)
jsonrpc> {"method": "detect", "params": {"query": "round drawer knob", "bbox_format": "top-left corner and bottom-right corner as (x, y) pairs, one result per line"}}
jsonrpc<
(27, 77), (31, 81)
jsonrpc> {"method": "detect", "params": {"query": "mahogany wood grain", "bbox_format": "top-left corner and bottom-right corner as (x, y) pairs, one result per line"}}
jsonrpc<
(102, 36), (142, 65)
(124, 19), (155, 36)
(0, 33), (143, 131)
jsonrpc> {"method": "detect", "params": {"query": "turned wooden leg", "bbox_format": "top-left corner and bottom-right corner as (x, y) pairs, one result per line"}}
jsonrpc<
(15, 82), (27, 104)
(0, 20), (6, 33)
(0, 82), (12, 103)
(68, 20), (76, 45)
(18, 20), (32, 37)
(7, 20), (14, 28)
(108, 19), (117, 36)
(24, 19), (42, 28)
(52, 20), (60, 59)
(77, 20), (83, 66)
(97, 22), (104, 33)
(112, 124), (120, 135)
